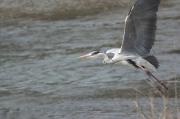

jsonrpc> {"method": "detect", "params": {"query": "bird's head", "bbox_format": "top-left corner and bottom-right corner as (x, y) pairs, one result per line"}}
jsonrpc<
(79, 51), (103, 59)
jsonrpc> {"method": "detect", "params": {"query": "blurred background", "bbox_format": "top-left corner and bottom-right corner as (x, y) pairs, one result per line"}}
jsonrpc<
(0, 0), (180, 119)
(0, 0), (131, 20)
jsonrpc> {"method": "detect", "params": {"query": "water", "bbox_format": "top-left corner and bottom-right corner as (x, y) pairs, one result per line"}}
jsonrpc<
(0, 0), (180, 118)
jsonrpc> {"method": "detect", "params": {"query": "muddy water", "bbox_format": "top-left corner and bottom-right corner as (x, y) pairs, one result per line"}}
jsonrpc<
(0, 0), (180, 119)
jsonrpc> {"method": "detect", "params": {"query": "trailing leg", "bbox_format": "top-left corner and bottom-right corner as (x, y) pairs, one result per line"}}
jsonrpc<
(145, 70), (168, 91)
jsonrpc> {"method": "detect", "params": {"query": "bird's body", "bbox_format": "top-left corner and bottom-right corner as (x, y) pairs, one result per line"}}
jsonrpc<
(79, 0), (168, 91)
(96, 48), (158, 72)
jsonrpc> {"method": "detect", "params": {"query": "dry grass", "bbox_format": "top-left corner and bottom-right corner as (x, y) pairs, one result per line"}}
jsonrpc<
(134, 78), (180, 119)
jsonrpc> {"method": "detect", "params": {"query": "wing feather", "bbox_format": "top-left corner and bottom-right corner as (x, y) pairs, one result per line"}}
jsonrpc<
(121, 0), (160, 56)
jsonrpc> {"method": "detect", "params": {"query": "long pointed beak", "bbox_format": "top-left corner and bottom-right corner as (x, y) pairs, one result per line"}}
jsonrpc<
(79, 54), (91, 59)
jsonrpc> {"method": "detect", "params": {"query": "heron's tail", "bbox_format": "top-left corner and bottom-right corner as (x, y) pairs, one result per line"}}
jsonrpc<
(144, 55), (159, 69)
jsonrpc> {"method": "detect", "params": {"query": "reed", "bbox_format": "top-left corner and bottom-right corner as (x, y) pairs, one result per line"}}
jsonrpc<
(134, 78), (180, 119)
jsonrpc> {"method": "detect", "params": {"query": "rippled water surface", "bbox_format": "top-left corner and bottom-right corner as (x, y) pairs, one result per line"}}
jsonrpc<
(0, 0), (180, 119)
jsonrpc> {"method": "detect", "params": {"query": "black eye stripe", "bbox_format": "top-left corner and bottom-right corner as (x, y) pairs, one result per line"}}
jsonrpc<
(92, 51), (100, 55)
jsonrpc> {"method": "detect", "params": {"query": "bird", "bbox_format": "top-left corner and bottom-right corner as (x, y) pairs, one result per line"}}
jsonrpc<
(79, 0), (168, 91)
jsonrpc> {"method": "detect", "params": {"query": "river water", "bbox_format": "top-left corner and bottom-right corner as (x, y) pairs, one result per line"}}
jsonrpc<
(0, 0), (180, 119)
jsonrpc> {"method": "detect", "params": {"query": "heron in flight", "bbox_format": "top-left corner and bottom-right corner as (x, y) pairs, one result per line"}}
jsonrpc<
(80, 0), (168, 91)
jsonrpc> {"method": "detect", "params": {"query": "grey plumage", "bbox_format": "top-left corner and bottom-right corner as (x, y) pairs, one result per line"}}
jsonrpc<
(121, 0), (160, 56)
(144, 55), (159, 68)
(79, 0), (168, 91)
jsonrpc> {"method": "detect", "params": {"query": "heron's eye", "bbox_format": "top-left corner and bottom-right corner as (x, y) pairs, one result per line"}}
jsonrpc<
(91, 51), (100, 55)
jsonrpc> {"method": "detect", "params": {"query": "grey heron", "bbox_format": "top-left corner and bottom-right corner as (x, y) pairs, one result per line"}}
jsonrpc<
(80, 0), (168, 91)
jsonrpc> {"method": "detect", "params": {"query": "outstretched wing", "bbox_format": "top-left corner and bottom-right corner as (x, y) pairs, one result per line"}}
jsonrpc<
(121, 0), (160, 56)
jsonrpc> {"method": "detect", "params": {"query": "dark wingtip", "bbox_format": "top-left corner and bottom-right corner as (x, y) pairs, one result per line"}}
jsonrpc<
(144, 55), (159, 69)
